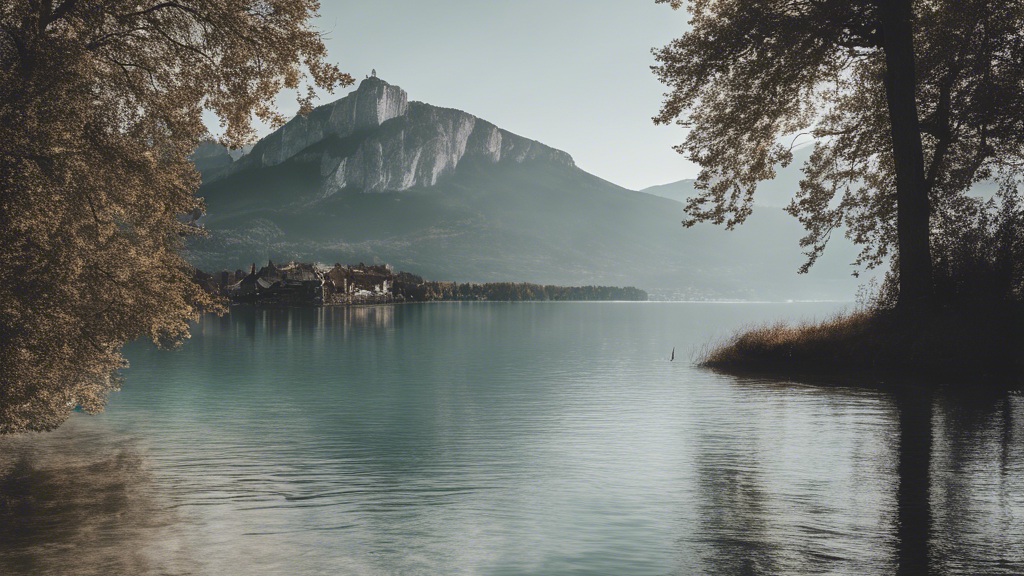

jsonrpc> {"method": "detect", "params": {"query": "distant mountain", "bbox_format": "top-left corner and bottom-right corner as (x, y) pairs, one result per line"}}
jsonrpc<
(189, 78), (868, 300)
(642, 141), (999, 210)
(640, 179), (697, 206)
(641, 144), (815, 209)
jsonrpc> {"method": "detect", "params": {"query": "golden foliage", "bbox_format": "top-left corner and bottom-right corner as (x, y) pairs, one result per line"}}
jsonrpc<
(0, 1), (352, 433)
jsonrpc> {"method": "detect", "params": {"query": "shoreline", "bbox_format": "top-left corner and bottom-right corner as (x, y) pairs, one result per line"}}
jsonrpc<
(221, 299), (854, 308)
(696, 305), (1024, 390)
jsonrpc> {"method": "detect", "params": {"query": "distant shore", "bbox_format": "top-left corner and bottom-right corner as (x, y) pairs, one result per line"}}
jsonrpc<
(194, 261), (647, 306)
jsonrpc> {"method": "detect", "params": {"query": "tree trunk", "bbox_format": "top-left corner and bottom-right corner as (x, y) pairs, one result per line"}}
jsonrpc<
(895, 389), (933, 575)
(879, 0), (933, 310)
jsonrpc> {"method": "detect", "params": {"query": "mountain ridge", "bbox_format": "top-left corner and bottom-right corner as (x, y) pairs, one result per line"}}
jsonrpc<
(204, 77), (574, 194)
(190, 78), (868, 300)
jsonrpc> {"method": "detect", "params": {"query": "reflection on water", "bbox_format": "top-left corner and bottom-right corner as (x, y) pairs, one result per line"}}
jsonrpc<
(209, 305), (394, 344)
(1, 303), (1022, 575)
(929, 392), (1024, 574)
(691, 401), (779, 576)
(896, 390), (932, 575)
(0, 420), (197, 576)
(678, 378), (901, 575)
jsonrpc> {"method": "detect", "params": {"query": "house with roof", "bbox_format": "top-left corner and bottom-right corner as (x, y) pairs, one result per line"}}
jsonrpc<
(227, 260), (325, 305)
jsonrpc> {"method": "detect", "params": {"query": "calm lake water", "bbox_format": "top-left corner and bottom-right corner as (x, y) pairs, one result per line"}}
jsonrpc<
(2, 302), (1022, 575)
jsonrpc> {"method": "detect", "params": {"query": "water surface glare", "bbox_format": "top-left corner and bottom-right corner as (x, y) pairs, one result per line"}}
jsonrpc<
(2, 302), (1022, 575)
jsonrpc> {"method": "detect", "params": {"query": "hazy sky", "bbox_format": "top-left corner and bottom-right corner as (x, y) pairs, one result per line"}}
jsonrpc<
(235, 1), (697, 191)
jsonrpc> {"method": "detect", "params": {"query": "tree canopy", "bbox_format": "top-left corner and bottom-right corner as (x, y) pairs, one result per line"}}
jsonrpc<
(653, 0), (1024, 304)
(0, 0), (352, 434)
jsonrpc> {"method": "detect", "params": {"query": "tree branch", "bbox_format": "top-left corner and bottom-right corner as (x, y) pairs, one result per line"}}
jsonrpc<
(147, 22), (216, 65)
(121, 2), (200, 20)
(924, 79), (954, 192)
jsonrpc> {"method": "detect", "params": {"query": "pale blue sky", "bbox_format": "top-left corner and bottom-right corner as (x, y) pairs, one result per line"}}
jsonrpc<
(227, 0), (697, 191)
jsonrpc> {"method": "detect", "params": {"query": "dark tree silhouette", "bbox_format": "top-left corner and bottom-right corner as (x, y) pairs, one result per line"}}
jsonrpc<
(653, 0), (1024, 310)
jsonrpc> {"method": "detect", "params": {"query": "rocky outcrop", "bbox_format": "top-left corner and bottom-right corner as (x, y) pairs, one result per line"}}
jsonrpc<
(216, 77), (574, 193)
(317, 103), (574, 194)
(244, 76), (409, 169)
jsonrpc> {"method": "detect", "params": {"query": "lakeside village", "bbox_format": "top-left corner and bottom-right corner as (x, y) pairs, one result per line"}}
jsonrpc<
(193, 261), (648, 306)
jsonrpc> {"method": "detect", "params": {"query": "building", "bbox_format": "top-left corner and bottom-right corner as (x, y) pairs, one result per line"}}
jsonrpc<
(227, 260), (325, 305)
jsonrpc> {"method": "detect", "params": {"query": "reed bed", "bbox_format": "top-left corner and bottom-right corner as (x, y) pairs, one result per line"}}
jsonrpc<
(697, 304), (1023, 385)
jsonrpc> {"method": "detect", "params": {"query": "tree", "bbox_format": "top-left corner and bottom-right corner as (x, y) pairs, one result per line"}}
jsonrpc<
(652, 0), (1024, 309)
(0, 1), (352, 434)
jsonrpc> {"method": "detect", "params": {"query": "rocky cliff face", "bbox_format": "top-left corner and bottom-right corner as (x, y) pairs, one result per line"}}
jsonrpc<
(221, 77), (574, 193)
(247, 76), (408, 169)
(317, 102), (575, 194)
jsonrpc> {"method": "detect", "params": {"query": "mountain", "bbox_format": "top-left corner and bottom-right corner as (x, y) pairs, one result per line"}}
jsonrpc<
(640, 179), (696, 206)
(189, 78), (868, 301)
(641, 144), (815, 209)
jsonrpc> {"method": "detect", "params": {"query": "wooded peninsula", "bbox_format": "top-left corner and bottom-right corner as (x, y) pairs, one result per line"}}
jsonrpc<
(193, 261), (648, 306)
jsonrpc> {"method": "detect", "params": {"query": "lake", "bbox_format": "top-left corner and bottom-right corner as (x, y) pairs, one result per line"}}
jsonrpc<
(1, 302), (1022, 575)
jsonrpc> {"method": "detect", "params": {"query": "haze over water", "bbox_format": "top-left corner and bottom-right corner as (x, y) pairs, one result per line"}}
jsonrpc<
(2, 302), (1022, 575)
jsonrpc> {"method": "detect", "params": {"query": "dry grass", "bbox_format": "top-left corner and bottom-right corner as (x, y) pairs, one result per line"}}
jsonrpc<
(697, 190), (1024, 387)
(697, 304), (1023, 385)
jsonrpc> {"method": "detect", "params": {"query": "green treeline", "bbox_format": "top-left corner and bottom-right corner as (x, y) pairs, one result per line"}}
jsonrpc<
(198, 263), (648, 303)
(394, 281), (646, 302)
